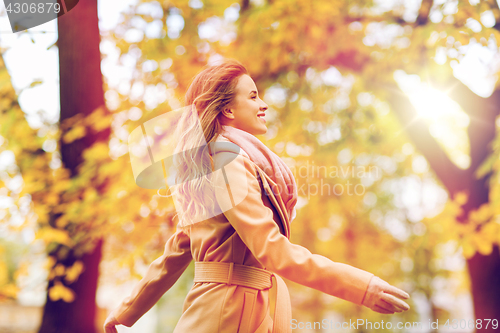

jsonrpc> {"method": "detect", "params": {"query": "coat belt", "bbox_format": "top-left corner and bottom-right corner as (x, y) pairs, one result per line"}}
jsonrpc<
(194, 261), (292, 333)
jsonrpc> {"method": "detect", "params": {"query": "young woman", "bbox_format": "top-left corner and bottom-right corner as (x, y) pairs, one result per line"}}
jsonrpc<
(103, 59), (410, 333)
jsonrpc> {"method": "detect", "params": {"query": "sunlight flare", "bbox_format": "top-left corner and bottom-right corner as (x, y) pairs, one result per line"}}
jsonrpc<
(394, 70), (471, 169)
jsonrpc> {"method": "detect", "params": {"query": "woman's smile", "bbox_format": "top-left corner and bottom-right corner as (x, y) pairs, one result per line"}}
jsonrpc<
(257, 112), (266, 123)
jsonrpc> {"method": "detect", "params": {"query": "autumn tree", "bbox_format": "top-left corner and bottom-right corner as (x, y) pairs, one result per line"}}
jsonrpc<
(35, 0), (110, 332)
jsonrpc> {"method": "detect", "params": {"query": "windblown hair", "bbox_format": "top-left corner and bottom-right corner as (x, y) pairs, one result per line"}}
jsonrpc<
(171, 59), (248, 226)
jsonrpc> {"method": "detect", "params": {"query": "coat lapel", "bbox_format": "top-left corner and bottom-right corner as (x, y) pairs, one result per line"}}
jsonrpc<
(252, 161), (291, 239)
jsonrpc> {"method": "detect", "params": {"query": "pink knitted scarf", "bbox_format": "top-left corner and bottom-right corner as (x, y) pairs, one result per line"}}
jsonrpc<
(219, 125), (297, 222)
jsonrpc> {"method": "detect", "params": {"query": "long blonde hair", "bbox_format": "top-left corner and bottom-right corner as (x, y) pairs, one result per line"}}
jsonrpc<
(171, 59), (248, 226)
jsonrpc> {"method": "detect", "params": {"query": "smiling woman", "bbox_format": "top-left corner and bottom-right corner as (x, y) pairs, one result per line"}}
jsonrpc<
(104, 58), (411, 333)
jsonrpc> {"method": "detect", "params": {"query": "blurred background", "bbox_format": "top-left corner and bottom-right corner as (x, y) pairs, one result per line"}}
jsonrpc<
(1, 0), (500, 332)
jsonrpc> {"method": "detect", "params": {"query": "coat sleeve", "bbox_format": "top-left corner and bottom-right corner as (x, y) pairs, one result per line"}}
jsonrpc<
(113, 226), (192, 327)
(213, 152), (374, 306)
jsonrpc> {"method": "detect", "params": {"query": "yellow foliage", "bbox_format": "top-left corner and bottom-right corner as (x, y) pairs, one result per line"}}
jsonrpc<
(48, 280), (75, 302)
(54, 263), (66, 276)
(453, 191), (468, 205)
(53, 203), (69, 214)
(473, 232), (493, 256)
(461, 235), (476, 259)
(456, 221), (475, 235)
(65, 261), (84, 284)
(35, 227), (74, 247)
(44, 192), (60, 206)
(0, 284), (19, 299)
(60, 113), (84, 131)
(48, 269), (55, 281)
(52, 166), (71, 180)
(33, 205), (49, 224)
(84, 105), (113, 132)
(52, 179), (72, 194)
(480, 221), (499, 243)
(45, 255), (57, 270)
(83, 188), (98, 202)
(0, 261), (8, 286)
(469, 203), (492, 224)
(62, 125), (87, 144)
(55, 215), (69, 228)
(82, 142), (110, 163)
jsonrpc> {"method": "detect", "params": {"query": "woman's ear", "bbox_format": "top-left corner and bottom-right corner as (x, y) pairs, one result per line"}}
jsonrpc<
(220, 107), (235, 120)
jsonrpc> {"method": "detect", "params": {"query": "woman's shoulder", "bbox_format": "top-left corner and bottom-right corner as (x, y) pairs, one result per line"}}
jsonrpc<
(211, 135), (258, 180)
(214, 134), (251, 159)
(211, 134), (253, 171)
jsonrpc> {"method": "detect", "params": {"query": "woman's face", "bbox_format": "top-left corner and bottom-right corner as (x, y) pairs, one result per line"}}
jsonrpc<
(220, 74), (268, 135)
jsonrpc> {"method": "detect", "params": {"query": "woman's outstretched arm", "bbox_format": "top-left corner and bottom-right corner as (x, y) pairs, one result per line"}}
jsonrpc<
(213, 151), (409, 313)
(104, 226), (192, 330)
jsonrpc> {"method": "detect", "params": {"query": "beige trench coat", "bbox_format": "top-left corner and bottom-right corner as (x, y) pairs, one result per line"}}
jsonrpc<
(113, 135), (375, 332)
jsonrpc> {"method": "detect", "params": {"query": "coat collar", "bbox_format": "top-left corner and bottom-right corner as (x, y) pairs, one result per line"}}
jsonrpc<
(214, 134), (291, 239)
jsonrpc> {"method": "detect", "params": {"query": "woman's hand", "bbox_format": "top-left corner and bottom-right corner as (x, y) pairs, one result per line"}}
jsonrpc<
(103, 310), (121, 333)
(362, 276), (411, 314)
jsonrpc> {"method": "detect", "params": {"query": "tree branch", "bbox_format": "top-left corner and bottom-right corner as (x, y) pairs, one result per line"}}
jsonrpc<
(430, 76), (500, 174)
(376, 81), (466, 196)
(241, 0), (250, 13)
(416, 0), (433, 26)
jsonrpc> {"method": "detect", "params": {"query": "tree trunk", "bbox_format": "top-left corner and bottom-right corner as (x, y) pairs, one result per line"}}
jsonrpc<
(38, 0), (109, 332)
(382, 77), (500, 331)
